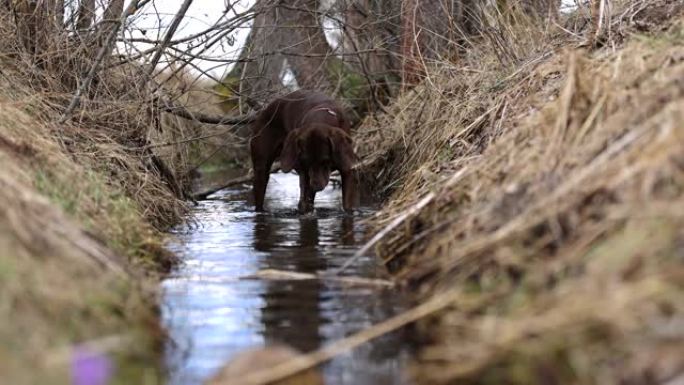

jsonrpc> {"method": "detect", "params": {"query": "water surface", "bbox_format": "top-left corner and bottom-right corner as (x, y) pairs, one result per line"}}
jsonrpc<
(162, 172), (412, 385)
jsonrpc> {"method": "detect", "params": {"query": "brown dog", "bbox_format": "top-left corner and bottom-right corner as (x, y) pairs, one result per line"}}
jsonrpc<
(250, 90), (357, 213)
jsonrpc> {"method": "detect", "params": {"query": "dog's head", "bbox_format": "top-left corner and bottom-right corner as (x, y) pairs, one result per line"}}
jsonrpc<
(280, 123), (356, 192)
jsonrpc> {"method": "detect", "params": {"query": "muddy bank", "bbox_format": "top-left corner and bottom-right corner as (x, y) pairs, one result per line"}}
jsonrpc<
(352, 2), (684, 384)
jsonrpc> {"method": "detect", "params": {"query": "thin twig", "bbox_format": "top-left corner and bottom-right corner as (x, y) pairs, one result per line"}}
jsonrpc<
(160, 98), (256, 125)
(126, 130), (241, 151)
(59, 0), (140, 123)
(146, 0), (194, 78)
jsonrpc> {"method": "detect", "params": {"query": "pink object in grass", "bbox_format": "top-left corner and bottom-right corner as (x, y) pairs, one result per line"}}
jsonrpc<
(71, 347), (112, 385)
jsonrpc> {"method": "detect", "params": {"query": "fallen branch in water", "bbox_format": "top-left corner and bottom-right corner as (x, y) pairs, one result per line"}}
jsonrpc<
(191, 162), (281, 200)
(243, 269), (394, 287)
(192, 156), (379, 201)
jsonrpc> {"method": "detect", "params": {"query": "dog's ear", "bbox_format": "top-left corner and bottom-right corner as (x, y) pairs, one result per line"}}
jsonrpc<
(329, 128), (357, 172)
(280, 130), (300, 173)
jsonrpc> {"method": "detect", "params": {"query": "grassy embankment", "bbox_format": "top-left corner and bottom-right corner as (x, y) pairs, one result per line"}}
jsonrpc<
(355, 0), (684, 383)
(0, 10), (230, 384)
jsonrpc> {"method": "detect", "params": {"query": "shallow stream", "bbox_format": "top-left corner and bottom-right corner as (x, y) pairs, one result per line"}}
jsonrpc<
(161, 172), (413, 385)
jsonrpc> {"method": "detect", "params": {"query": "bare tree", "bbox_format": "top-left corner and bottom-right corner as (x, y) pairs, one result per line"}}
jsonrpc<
(339, 0), (402, 100)
(10, 0), (563, 122)
(235, 0), (290, 100)
(222, 0), (336, 104)
(100, 0), (123, 28)
(10, 0), (49, 55)
(280, 0), (334, 90)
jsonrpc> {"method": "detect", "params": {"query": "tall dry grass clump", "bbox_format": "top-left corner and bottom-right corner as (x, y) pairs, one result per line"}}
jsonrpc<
(354, 0), (684, 384)
(355, 0), (563, 197)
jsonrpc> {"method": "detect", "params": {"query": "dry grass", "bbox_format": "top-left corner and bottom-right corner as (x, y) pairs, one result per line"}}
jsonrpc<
(354, 1), (684, 384)
(354, 2), (560, 198)
(0, 96), (165, 384)
(0, 6), (235, 384)
(0, 51), (188, 229)
(0, 6), (242, 228)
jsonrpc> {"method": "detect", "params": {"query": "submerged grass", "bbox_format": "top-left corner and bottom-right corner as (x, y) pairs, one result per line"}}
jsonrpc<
(354, 1), (684, 383)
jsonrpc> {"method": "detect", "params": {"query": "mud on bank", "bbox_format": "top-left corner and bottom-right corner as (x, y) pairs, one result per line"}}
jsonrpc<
(355, 1), (684, 383)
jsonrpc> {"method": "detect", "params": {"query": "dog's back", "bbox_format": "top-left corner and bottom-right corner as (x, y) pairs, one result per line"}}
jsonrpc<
(253, 90), (349, 140)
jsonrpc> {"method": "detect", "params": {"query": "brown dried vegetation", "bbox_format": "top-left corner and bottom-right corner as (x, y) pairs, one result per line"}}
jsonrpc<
(354, 0), (684, 383)
(0, 4), (227, 383)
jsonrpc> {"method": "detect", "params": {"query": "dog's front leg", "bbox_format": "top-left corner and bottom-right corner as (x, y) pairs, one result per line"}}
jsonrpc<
(340, 170), (356, 212)
(298, 172), (315, 213)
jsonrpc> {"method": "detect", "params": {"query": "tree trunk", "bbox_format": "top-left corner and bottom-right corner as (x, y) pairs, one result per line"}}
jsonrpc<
(224, 0), (336, 104)
(10, 0), (53, 57)
(76, 0), (96, 30)
(520, 0), (561, 21)
(238, 0), (289, 100)
(342, 0), (402, 96)
(102, 0), (123, 24)
(278, 0), (333, 91)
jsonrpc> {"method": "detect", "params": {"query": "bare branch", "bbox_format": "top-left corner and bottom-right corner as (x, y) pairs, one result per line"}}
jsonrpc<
(146, 0), (194, 77)
(159, 98), (256, 126)
(59, 0), (141, 123)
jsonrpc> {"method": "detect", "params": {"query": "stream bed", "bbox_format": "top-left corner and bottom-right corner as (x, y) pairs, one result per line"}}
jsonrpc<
(161, 172), (413, 385)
